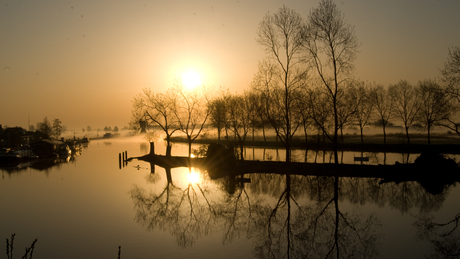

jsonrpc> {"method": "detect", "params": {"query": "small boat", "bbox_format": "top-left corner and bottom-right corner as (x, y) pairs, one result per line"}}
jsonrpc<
(59, 145), (72, 157)
(0, 147), (38, 163)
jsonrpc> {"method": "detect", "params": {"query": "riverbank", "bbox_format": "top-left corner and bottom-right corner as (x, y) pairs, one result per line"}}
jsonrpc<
(169, 132), (460, 154)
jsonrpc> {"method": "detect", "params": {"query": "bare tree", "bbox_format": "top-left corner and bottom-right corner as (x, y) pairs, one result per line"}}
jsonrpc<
(131, 88), (178, 156)
(439, 47), (460, 135)
(336, 82), (358, 143)
(36, 117), (52, 138)
(416, 79), (453, 144)
(248, 89), (270, 141)
(441, 46), (460, 94)
(303, 0), (359, 164)
(172, 82), (211, 157)
(370, 84), (393, 144)
(306, 84), (334, 144)
(52, 118), (62, 140)
(226, 92), (253, 160)
(351, 81), (374, 144)
(388, 80), (420, 144)
(255, 5), (309, 162)
(208, 89), (230, 141)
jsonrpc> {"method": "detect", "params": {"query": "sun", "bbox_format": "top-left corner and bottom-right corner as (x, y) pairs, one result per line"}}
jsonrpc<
(182, 71), (202, 89)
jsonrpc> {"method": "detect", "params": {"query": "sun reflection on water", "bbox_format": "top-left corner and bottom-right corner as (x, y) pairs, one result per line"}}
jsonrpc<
(187, 169), (201, 184)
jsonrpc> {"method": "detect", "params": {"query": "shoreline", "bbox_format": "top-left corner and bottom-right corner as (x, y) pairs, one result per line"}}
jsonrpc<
(168, 133), (460, 154)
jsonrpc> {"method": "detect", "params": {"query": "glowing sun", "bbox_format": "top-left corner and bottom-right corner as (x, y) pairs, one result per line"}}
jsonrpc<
(182, 71), (202, 89)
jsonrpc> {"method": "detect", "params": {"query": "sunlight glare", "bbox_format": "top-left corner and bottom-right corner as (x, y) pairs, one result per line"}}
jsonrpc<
(182, 71), (201, 89)
(187, 170), (201, 184)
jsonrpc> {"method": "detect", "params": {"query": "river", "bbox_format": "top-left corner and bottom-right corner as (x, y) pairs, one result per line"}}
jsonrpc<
(1, 136), (459, 258)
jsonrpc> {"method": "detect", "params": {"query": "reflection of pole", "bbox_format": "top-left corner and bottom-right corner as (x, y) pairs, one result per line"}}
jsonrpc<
(334, 176), (340, 256)
(149, 142), (155, 155)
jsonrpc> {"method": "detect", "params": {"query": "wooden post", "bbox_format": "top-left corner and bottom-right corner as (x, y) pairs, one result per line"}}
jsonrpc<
(118, 153), (122, 169)
(125, 151), (128, 166)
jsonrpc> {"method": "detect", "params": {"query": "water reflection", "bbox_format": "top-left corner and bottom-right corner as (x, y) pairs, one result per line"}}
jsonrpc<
(130, 166), (217, 248)
(131, 163), (394, 258)
(415, 212), (460, 257)
(1, 153), (80, 176)
(250, 174), (380, 258)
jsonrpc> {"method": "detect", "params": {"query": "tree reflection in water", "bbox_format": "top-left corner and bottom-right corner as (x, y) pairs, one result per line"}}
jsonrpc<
(130, 166), (220, 247)
(250, 174), (380, 259)
(415, 212), (460, 258)
(129, 163), (453, 258)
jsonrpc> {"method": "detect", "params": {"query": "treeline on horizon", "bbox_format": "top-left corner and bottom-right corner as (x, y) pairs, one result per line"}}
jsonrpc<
(2, 116), (123, 140)
(130, 0), (460, 163)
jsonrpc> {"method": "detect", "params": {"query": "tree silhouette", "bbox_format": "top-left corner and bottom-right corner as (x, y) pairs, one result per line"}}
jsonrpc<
(131, 88), (178, 155)
(303, 0), (359, 164)
(172, 82), (211, 157)
(255, 5), (308, 162)
(369, 84), (393, 144)
(389, 80), (420, 144)
(416, 79), (452, 144)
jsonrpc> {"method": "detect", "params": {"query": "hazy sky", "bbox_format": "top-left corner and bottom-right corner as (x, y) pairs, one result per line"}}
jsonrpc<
(1, 0), (459, 130)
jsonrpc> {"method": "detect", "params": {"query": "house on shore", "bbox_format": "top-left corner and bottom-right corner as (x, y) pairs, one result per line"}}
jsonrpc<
(31, 139), (68, 158)
(0, 126), (34, 148)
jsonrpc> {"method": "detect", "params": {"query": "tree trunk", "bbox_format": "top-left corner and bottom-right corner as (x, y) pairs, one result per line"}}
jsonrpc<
(360, 126), (364, 144)
(166, 145), (172, 157)
(187, 135), (192, 157)
(239, 141), (244, 161)
(427, 125), (431, 144)
(383, 124), (387, 144)
(405, 126), (410, 144)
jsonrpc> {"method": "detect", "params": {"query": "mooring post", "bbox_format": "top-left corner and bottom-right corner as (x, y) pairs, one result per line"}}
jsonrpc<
(149, 142), (154, 155)
(125, 151), (128, 163)
(118, 153), (122, 169)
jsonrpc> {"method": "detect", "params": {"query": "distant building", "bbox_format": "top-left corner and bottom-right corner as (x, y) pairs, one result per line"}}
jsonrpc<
(0, 127), (34, 148)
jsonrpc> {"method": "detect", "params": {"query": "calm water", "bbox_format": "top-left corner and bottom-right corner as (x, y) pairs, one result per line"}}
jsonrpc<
(1, 137), (459, 259)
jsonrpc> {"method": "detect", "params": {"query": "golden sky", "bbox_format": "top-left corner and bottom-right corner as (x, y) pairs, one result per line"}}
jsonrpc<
(1, 0), (459, 130)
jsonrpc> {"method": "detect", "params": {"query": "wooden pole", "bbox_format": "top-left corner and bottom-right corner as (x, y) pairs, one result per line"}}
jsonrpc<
(118, 153), (122, 169)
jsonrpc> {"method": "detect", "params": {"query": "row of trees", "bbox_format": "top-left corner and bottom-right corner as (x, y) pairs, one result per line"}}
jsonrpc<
(131, 81), (211, 157)
(31, 117), (63, 140)
(131, 0), (460, 163)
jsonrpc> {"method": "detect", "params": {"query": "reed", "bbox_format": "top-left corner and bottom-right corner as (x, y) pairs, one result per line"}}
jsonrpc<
(5, 234), (37, 259)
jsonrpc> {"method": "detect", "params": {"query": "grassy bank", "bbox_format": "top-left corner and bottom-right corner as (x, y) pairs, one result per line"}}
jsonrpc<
(170, 132), (460, 154)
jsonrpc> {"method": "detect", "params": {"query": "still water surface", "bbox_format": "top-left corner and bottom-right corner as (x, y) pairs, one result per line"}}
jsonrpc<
(1, 137), (459, 258)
